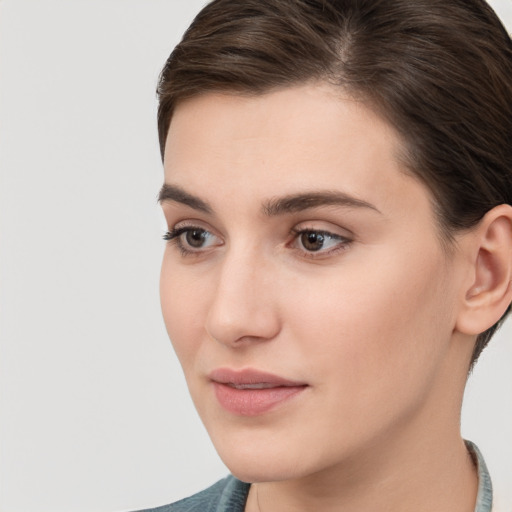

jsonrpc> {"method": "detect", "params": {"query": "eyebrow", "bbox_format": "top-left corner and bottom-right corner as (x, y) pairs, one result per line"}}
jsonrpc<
(263, 191), (380, 216)
(158, 183), (380, 216)
(158, 184), (213, 214)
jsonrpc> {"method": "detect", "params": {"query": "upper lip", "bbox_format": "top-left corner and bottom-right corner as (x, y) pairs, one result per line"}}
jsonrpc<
(209, 368), (307, 388)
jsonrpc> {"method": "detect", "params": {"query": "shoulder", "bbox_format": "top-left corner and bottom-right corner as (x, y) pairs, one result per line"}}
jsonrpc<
(135, 475), (251, 512)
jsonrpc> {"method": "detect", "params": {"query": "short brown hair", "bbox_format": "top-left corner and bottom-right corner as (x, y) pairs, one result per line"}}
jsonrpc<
(157, 0), (512, 367)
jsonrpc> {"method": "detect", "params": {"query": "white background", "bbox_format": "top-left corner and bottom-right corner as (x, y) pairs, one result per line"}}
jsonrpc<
(0, 1), (511, 511)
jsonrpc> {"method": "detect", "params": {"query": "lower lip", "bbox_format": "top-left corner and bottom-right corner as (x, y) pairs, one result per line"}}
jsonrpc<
(212, 382), (306, 416)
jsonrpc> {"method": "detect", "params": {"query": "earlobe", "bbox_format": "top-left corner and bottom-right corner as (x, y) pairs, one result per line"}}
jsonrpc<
(456, 204), (512, 336)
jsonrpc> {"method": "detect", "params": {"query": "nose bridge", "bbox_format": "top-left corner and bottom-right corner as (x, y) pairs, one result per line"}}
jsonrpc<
(205, 241), (280, 345)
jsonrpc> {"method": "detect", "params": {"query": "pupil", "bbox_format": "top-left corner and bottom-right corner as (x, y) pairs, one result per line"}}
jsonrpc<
(302, 232), (324, 251)
(186, 229), (206, 248)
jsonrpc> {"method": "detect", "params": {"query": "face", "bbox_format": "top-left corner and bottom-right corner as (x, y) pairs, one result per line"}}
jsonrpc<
(160, 84), (467, 483)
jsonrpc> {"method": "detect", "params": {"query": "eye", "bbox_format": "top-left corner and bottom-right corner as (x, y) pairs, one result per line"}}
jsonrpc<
(290, 228), (351, 256)
(163, 225), (221, 254)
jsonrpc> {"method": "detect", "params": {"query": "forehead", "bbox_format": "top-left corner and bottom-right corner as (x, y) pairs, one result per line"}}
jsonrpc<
(166, 84), (399, 158)
(163, 84), (430, 220)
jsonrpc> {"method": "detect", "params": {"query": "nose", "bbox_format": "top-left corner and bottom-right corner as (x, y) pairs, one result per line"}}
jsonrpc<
(205, 248), (281, 347)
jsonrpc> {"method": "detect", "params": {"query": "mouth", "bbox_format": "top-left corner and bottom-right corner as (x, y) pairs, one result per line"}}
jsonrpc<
(226, 382), (280, 390)
(209, 368), (308, 416)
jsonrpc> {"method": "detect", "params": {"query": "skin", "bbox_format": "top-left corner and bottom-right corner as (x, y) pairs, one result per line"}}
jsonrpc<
(159, 84), (485, 511)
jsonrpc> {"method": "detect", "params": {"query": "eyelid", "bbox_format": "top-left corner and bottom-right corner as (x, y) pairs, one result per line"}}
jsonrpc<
(168, 218), (214, 230)
(290, 220), (354, 240)
(165, 219), (219, 238)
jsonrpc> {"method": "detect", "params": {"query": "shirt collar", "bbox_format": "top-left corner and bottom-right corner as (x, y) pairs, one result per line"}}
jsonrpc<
(465, 440), (493, 512)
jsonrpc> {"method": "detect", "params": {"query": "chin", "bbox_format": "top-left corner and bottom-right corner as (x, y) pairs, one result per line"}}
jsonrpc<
(210, 429), (334, 484)
(221, 452), (307, 484)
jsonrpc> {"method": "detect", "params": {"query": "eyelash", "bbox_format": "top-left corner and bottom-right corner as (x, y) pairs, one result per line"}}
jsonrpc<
(163, 226), (352, 259)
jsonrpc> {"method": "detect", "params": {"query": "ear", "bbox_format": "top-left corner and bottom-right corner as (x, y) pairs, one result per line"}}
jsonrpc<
(455, 204), (512, 336)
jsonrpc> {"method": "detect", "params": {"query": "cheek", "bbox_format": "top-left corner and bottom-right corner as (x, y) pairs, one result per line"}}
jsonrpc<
(160, 255), (210, 365)
(282, 248), (455, 405)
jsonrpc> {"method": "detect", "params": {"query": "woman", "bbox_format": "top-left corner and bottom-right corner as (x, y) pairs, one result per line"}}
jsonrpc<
(146, 0), (512, 510)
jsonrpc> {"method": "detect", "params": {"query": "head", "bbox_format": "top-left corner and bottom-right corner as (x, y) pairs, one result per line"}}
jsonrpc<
(157, 0), (512, 482)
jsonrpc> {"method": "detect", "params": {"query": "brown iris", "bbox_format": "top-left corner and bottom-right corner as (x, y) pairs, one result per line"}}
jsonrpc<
(301, 231), (325, 252)
(185, 229), (207, 248)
